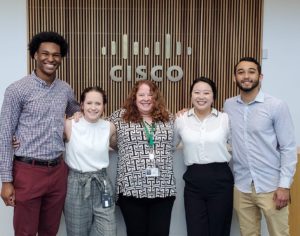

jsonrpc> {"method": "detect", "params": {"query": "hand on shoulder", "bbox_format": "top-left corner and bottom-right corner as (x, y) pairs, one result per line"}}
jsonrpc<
(175, 108), (188, 118)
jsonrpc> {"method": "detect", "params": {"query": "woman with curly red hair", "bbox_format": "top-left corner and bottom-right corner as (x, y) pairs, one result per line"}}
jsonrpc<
(109, 80), (176, 236)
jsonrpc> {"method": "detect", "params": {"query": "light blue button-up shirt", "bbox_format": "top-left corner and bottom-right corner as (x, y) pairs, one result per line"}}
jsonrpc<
(224, 91), (297, 193)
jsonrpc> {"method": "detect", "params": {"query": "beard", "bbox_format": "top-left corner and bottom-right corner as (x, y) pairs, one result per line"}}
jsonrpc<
(236, 79), (260, 92)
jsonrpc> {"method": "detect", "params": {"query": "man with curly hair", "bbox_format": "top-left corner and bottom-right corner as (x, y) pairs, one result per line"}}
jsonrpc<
(0, 31), (79, 236)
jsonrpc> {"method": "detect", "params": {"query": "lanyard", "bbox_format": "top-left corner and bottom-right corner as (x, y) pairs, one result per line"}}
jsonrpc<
(142, 121), (155, 148)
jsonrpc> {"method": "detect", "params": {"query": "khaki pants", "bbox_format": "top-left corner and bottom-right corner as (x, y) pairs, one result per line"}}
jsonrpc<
(234, 186), (289, 236)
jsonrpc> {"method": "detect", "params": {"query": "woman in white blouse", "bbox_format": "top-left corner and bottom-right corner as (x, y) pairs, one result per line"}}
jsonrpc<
(64, 87), (117, 235)
(175, 77), (233, 236)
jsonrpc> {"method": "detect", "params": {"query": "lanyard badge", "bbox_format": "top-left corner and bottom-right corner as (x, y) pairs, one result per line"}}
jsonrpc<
(143, 121), (156, 160)
(143, 121), (155, 149)
(101, 180), (112, 208)
(143, 121), (160, 177)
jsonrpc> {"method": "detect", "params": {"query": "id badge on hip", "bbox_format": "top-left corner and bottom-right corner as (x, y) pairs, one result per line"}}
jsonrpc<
(101, 192), (112, 208)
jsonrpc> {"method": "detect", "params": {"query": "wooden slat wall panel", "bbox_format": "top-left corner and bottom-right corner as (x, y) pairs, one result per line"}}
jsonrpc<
(27, 0), (263, 115)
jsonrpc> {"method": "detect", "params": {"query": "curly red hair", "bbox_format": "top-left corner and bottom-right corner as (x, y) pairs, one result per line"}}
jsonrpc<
(122, 80), (170, 123)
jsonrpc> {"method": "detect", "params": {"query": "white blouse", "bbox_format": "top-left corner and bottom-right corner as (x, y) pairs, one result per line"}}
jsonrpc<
(175, 108), (231, 166)
(65, 118), (110, 172)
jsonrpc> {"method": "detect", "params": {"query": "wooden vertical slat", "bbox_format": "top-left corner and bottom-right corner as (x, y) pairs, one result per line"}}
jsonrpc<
(27, 0), (263, 114)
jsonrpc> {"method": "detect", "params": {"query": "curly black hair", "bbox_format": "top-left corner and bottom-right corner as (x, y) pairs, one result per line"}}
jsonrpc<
(28, 31), (69, 58)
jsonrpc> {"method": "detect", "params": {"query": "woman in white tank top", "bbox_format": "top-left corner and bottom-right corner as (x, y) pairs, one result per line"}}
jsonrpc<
(64, 87), (117, 236)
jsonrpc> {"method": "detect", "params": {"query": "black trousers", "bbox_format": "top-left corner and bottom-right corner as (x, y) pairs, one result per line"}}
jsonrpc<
(118, 194), (175, 236)
(184, 162), (234, 236)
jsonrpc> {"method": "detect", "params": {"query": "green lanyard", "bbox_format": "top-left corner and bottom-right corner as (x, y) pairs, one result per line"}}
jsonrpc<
(142, 121), (155, 148)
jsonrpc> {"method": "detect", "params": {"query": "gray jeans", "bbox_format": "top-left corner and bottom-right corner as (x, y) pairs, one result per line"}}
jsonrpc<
(64, 168), (116, 236)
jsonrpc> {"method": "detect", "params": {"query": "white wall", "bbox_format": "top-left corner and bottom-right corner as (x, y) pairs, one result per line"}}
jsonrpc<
(0, 0), (27, 106)
(262, 0), (300, 144)
(1, 0), (299, 235)
(0, 0), (27, 235)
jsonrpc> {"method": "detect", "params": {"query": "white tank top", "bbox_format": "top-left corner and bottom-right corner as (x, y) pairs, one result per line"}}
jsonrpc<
(65, 117), (110, 172)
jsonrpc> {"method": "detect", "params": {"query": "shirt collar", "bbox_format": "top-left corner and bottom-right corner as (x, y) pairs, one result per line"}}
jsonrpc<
(237, 90), (265, 104)
(187, 107), (219, 117)
(31, 70), (58, 87)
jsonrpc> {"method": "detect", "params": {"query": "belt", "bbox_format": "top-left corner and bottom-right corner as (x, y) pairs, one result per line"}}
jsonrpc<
(69, 168), (108, 199)
(14, 155), (63, 167)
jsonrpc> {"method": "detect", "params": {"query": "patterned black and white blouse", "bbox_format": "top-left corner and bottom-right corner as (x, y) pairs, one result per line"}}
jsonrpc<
(109, 109), (176, 199)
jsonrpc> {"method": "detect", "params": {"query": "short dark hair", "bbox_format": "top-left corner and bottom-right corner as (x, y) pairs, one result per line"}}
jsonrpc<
(28, 31), (69, 58)
(234, 57), (262, 75)
(190, 77), (217, 100)
(80, 86), (107, 105)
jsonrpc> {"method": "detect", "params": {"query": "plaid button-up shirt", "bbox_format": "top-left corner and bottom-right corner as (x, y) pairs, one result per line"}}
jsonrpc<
(0, 71), (80, 182)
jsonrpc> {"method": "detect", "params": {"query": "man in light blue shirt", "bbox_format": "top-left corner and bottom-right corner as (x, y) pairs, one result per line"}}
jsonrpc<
(224, 57), (297, 236)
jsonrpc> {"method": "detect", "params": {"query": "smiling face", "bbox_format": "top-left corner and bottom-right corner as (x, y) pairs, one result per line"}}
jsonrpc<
(191, 81), (214, 114)
(135, 83), (154, 115)
(81, 91), (104, 123)
(234, 61), (262, 92)
(34, 42), (62, 82)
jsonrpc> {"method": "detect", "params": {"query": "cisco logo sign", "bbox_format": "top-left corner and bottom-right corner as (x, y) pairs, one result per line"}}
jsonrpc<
(101, 34), (192, 82)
